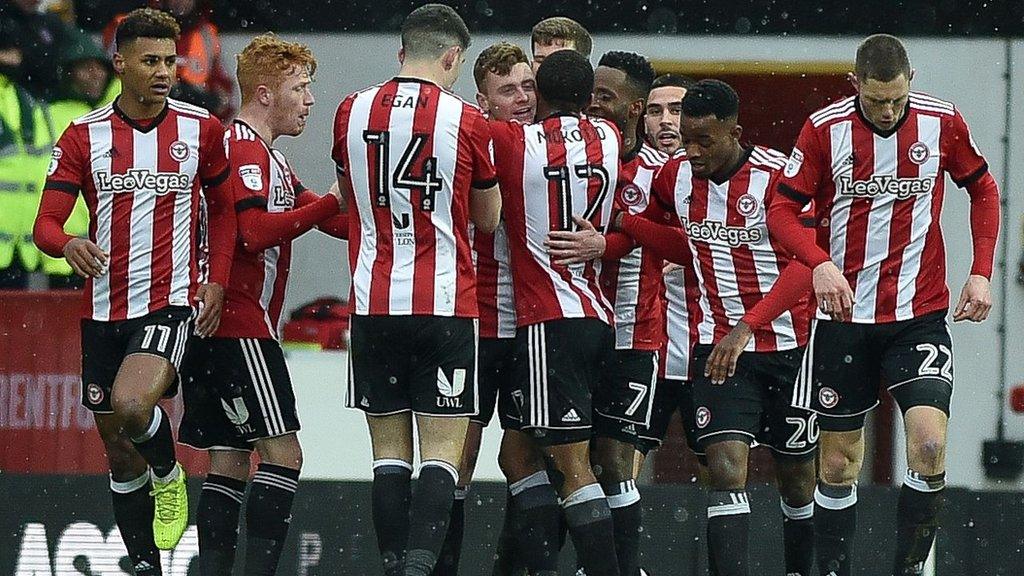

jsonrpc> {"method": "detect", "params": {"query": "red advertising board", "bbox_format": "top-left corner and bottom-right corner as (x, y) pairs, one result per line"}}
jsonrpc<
(0, 290), (208, 474)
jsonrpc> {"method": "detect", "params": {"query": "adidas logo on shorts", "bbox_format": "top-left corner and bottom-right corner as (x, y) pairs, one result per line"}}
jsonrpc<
(562, 409), (581, 423)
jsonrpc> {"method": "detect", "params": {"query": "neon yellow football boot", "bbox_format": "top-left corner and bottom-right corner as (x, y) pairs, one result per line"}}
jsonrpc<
(150, 463), (188, 550)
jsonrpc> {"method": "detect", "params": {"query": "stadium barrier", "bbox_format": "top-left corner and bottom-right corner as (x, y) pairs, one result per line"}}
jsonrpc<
(1, 475), (1022, 575)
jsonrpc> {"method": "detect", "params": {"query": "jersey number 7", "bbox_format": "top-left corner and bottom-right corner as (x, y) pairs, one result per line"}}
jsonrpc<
(363, 130), (442, 212)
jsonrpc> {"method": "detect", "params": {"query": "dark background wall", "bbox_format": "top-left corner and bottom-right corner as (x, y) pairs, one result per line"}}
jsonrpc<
(71, 0), (1024, 36)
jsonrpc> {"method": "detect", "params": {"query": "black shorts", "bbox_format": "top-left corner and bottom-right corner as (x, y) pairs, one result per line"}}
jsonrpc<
(80, 306), (194, 413)
(691, 344), (817, 460)
(593, 349), (659, 448)
(179, 337), (299, 451)
(475, 337), (517, 427)
(511, 318), (614, 446)
(636, 378), (704, 459)
(347, 315), (478, 417)
(793, 310), (954, 432)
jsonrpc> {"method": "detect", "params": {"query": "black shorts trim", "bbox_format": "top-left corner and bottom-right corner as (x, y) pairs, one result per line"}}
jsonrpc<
(475, 337), (517, 427)
(180, 337), (299, 450)
(692, 344), (816, 456)
(512, 318), (614, 444)
(81, 306), (195, 413)
(346, 315), (479, 417)
(797, 311), (954, 419)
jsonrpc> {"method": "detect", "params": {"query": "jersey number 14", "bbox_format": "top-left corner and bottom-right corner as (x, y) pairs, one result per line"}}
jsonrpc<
(363, 130), (442, 212)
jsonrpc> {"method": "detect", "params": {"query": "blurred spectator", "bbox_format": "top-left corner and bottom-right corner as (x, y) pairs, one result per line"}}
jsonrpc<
(0, 70), (54, 289)
(39, 27), (118, 289)
(0, 0), (77, 102)
(102, 0), (235, 120)
(40, 0), (75, 25)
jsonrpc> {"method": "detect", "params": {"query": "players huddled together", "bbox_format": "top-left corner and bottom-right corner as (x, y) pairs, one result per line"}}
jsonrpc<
(32, 3), (1000, 576)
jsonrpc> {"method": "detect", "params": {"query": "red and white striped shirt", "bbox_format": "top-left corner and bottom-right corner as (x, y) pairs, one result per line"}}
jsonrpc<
(491, 114), (620, 327)
(471, 222), (516, 339)
(217, 120), (306, 339)
(650, 146), (808, 351)
(660, 261), (703, 380)
(776, 93), (991, 323)
(600, 143), (667, 350)
(332, 77), (497, 318)
(44, 99), (230, 321)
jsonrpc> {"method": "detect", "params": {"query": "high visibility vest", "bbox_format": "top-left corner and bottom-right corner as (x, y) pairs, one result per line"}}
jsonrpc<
(0, 75), (54, 272)
(38, 99), (90, 276)
(36, 78), (120, 276)
(177, 22), (222, 88)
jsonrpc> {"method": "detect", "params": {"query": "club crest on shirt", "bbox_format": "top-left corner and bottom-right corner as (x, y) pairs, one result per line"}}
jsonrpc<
(784, 147), (804, 178)
(736, 193), (759, 217)
(618, 183), (644, 208)
(239, 165), (263, 191)
(908, 141), (930, 165)
(169, 140), (190, 162)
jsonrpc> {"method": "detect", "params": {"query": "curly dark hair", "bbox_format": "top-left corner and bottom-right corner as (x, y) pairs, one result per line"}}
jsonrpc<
(115, 8), (180, 49)
(598, 51), (656, 100)
(681, 79), (740, 121)
(536, 49), (593, 112)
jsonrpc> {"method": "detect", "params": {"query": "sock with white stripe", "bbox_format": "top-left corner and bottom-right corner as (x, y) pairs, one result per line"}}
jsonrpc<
(373, 459), (412, 576)
(892, 470), (945, 575)
(130, 406), (177, 479)
(707, 490), (750, 576)
(244, 463), (300, 576)
(431, 486), (468, 576)
(605, 479), (642, 576)
(781, 498), (815, 576)
(814, 482), (857, 576)
(110, 473), (162, 576)
(404, 461), (460, 576)
(562, 483), (620, 576)
(198, 474), (246, 576)
(510, 470), (560, 574)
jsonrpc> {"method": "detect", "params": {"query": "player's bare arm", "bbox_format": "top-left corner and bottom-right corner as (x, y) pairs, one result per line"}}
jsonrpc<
(469, 183), (502, 233)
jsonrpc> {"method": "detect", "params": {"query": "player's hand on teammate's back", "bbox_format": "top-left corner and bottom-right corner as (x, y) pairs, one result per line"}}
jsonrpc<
(194, 283), (226, 337)
(813, 261), (854, 322)
(706, 321), (753, 385)
(62, 238), (108, 278)
(545, 215), (606, 265)
(953, 274), (992, 322)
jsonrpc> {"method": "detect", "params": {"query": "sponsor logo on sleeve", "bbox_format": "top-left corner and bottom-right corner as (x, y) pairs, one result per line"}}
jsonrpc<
(239, 165), (264, 191)
(47, 147), (63, 176)
(784, 147), (804, 178)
